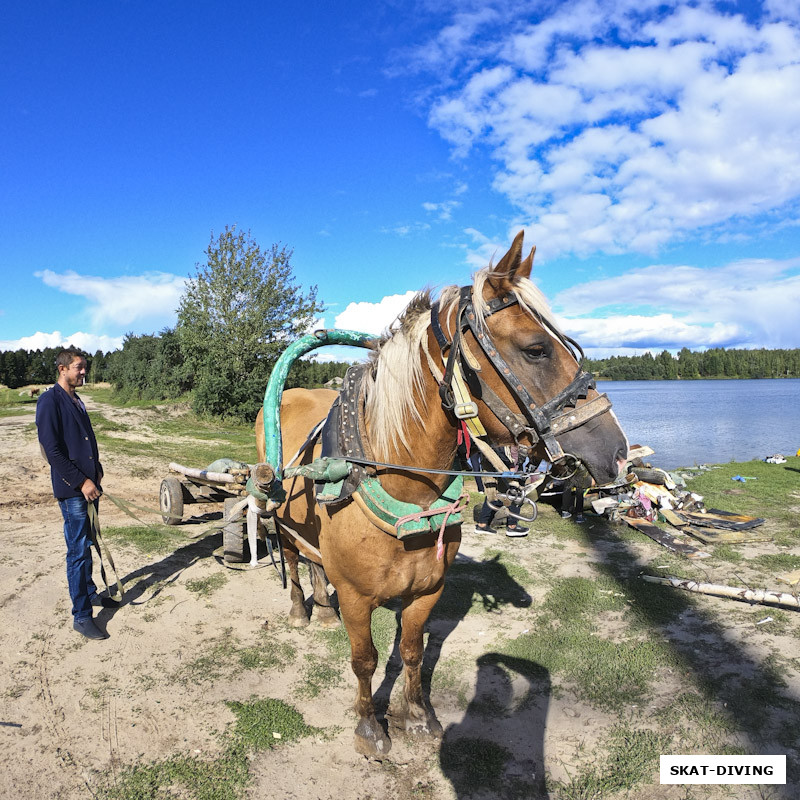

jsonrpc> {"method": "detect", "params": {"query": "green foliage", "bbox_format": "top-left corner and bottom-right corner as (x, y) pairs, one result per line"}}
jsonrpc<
(176, 225), (323, 420)
(106, 328), (190, 403)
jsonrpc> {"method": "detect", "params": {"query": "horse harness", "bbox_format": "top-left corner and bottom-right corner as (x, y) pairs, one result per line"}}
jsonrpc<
(282, 286), (614, 543)
(430, 286), (613, 466)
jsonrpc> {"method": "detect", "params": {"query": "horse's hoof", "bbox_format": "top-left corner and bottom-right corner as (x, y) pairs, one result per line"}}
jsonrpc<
(354, 718), (391, 757)
(405, 713), (443, 739)
(288, 614), (310, 628)
(315, 610), (341, 628)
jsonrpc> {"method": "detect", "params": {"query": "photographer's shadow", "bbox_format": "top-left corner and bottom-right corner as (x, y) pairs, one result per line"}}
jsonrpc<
(440, 652), (551, 799)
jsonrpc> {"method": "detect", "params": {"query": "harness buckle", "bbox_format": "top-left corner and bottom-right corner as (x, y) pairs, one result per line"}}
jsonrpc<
(453, 401), (479, 420)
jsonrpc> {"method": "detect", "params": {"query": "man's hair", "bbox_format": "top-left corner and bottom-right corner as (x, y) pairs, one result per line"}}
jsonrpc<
(56, 347), (87, 371)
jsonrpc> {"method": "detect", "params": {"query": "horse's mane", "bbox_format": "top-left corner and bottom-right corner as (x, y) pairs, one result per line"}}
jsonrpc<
(363, 265), (567, 459)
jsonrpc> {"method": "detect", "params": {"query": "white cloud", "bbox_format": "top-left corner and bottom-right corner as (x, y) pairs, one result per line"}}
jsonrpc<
(334, 291), (419, 335)
(0, 330), (124, 353)
(416, 2), (800, 258)
(553, 256), (800, 350)
(422, 199), (461, 220)
(36, 269), (187, 328)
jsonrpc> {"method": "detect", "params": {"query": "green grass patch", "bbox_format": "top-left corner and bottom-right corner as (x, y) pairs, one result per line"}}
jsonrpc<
(102, 524), (194, 555)
(551, 724), (669, 800)
(684, 457), (800, 542)
(498, 576), (677, 711)
(0, 387), (39, 416)
(433, 550), (533, 620)
(101, 697), (321, 800)
(186, 573), (228, 598)
(174, 628), (295, 684)
(294, 653), (344, 698)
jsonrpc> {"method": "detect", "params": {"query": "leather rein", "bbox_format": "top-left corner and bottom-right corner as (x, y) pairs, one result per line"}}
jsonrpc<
(429, 286), (613, 468)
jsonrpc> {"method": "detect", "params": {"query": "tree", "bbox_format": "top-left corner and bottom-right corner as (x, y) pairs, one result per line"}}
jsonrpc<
(176, 226), (323, 419)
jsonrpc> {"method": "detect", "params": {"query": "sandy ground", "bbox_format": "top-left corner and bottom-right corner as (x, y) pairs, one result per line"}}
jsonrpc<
(1, 396), (798, 800)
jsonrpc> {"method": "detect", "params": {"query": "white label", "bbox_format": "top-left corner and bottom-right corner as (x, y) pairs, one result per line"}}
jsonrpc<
(660, 755), (786, 784)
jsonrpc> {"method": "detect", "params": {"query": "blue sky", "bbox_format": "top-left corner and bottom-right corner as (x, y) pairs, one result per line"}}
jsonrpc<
(2, 0), (800, 359)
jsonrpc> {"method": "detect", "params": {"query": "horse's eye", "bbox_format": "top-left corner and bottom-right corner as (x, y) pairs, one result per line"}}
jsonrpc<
(523, 345), (547, 361)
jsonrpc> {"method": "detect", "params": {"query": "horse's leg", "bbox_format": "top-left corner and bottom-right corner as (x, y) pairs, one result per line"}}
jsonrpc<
(309, 562), (339, 628)
(338, 586), (391, 756)
(399, 592), (444, 737)
(283, 540), (309, 628)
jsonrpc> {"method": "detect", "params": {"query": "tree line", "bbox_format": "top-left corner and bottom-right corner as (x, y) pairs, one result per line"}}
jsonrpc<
(5, 226), (798, 418)
(584, 347), (800, 381)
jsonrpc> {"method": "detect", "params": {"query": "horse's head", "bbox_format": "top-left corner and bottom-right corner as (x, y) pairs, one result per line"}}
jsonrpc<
(452, 231), (628, 486)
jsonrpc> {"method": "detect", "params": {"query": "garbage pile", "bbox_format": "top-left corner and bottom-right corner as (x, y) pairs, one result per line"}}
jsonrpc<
(588, 447), (707, 524)
(586, 446), (766, 557)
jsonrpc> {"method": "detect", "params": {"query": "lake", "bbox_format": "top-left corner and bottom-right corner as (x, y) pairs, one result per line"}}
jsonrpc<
(600, 379), (800, 470)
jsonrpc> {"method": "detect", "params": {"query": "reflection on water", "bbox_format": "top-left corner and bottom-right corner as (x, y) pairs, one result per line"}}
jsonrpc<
(601, 378), (800, 470)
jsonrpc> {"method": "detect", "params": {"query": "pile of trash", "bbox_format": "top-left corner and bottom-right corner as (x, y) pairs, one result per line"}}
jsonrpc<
(764, 453), (787, 464)
(586, 445), (766, 558)
(588, 446), (707, 524)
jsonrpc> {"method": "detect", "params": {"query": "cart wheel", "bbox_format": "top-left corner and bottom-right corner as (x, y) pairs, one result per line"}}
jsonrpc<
(223, 496), (246, 563)
(160, 477), (184, 525)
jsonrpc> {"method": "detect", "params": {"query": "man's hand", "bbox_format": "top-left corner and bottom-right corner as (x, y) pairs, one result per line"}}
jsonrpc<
(80, 478), (101, 502)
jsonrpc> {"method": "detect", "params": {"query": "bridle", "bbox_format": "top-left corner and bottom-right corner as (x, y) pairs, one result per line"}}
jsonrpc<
(429, 286), (614, 470)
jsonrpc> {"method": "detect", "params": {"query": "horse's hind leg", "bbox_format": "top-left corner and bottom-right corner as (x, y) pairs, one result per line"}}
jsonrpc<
(399, 592), (443, 738)
(309, 562), (339, 628)
(283, 541), (309, 628)
(338, 586), (391, 756)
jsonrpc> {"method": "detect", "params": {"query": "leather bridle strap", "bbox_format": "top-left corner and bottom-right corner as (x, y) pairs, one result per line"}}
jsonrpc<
(430, 288), (613, 462)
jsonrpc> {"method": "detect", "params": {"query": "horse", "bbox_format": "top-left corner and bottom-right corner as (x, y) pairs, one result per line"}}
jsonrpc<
(255, 231), (629, 756)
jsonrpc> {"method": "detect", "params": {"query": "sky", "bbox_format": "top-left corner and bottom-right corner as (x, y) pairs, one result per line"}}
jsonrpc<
(3, 0), (800, 360)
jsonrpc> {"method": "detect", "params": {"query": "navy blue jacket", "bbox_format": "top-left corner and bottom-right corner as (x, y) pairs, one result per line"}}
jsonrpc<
(36, 384), (103, 499)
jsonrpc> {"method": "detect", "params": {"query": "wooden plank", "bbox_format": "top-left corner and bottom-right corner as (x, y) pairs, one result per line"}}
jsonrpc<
(676, 508), (765, 531)
(683, 525), (772, 545)
(624, 517), (711, 559)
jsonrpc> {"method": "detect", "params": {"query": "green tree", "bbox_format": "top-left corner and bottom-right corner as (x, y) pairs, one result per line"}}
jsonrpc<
(176, 226), (323, 420)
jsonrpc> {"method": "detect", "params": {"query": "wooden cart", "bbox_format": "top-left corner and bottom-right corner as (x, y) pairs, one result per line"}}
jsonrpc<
(159, 462), (253, 563)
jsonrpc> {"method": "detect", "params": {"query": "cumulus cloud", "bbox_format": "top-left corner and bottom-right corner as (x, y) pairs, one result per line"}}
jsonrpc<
(334, 291), (419, 334)
(553, 256), (800, 351)
(413, 1), (800, 258)
(0, 330), (124, 353)
(36, 269), (187, 328)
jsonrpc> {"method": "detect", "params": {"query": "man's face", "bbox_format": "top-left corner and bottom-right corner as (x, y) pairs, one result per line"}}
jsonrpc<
(60, 357), (87, 389)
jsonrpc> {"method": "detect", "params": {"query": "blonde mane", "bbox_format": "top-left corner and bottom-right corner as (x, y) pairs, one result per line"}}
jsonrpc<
(363, 266), (569, 459)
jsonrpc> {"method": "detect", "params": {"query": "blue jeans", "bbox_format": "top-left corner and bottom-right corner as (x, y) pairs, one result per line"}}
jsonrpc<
(58, 496), (99, 621)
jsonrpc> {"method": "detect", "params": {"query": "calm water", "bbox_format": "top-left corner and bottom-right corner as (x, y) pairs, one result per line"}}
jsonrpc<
(601, 379), (800, 470)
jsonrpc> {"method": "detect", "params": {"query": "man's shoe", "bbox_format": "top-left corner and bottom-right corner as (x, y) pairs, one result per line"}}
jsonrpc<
(506, 525), (528, 537)
(475, 524), (498, 534)
(561, 511), (572, 519)
(73, 618), (108, 640)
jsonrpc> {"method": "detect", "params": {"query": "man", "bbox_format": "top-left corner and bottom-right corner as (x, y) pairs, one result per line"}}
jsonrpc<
(36, 348), (118, 640)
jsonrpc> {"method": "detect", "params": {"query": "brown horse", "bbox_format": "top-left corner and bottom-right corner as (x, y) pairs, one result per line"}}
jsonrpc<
(255, 231), (628, 755)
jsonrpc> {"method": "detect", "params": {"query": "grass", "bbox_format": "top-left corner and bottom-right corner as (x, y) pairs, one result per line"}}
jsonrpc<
(101, 697), (322, 800)
(0, 387), (39, 416)
(173, 628), (295, 684)
(550, 724), (670, 800)
(102, 523), (198, 555)
(684, 456), (800, 541)
(186, 573), (228, 598)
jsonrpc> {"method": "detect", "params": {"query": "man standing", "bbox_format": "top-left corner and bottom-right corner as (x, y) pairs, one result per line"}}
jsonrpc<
(36, 348), (118, 640)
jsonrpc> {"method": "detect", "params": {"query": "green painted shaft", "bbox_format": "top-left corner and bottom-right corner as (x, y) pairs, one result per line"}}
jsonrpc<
(262, 329), (378, 479)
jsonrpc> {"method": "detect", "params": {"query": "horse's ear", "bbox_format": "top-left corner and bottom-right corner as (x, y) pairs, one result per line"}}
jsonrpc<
(487, 231), (534, 291)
